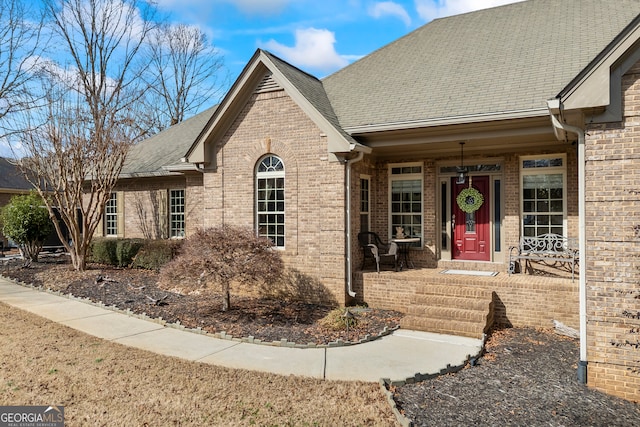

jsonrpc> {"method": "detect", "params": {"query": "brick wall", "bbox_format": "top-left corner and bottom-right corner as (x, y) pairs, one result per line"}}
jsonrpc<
(583, 60), (640, 402)
(97, 176), (187, 239)
(201, 88), (347, 305)
(184, 172), (204, 237)
(351, 147), (578, 272)
(357, 272), (579, 329)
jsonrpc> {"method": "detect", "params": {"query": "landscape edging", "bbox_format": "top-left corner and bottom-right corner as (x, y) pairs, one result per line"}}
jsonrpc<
(380, 335), (486, 426)
(2, 276), (399, 349)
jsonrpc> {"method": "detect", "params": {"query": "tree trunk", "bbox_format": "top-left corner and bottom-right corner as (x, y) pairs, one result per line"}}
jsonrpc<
(70, 246), (87, 272)
(21, 242), (41, 262)
(222, 287), (231, 312)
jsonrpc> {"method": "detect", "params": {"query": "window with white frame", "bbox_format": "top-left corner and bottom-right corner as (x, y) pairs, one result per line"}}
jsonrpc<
(520, 155), (566, 237)
(389, 164), (423, 244)
(104, 192), (118, 236)
(256, 155), (285, 248)
(169, 189), (185, 237)
(360, 176), (370, 232)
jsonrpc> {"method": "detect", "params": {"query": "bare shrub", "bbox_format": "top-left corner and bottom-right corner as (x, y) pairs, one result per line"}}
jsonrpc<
(159, 226), (284, 311)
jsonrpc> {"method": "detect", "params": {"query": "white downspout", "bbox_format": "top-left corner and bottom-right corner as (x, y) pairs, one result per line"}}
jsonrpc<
(548, 107), (588, 384)
(345, 151), (364, 298)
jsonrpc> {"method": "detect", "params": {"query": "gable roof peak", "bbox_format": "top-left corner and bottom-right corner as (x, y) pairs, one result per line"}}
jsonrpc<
(185, 48), (366, 164)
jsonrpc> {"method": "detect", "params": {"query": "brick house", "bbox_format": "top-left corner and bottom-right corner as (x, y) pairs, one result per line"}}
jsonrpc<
(104, 0), (640, 401)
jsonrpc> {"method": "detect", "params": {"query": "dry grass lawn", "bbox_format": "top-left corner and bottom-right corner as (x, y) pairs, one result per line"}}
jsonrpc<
(0, 302), (396, 426)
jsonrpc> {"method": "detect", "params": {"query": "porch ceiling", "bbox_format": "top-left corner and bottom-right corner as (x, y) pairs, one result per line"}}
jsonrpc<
(352, 116), (563, 160)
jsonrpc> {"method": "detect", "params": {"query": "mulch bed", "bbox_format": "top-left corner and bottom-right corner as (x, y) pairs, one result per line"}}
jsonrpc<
(0, 254), (402, 345)
(393, 328), (640, 426)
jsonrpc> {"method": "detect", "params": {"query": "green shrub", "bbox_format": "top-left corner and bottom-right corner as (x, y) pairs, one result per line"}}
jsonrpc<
(90, 238), (144, 267)
(0, 191), (53, 262)
(132, 239), (182, 271)
(116, 239), (144, 267)
(90, 238), (118, 265)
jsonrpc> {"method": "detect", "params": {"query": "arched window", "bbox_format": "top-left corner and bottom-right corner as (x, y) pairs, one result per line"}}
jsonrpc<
(256, 155), (285, 248)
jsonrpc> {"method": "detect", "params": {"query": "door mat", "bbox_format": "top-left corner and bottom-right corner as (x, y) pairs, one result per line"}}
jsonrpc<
(441, 269), (498, 277)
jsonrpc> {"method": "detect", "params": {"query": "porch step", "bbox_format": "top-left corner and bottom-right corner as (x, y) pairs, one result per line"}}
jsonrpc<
(401, 281), (494, 339)
(409, 294), (490, 312)
(437, 260), (506, 273)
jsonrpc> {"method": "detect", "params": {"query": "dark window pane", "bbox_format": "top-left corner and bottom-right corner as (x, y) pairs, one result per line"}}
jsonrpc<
(536, 201), (549, 212)
(523, 188), (535, 199)
(550, 200), (563, 212)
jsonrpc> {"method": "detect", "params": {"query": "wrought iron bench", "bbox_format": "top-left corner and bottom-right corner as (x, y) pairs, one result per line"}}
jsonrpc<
(508, 233), (579, 281)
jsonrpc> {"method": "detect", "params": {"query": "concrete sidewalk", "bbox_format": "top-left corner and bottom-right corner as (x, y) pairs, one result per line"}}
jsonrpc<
(0, 277), (483, 383)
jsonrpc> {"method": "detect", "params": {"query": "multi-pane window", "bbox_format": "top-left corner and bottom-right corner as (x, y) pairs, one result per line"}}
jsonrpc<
(360, 176), (370, 232)
(521, 155), (565, 237)
(104, 192), (118, 236)
(170, 189), (185, 238)
(390, 164), (423, 244)
(256, 155), (285, 248)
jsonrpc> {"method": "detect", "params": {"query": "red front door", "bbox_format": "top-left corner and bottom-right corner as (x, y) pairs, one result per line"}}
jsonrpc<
(453, 176), (490, 261)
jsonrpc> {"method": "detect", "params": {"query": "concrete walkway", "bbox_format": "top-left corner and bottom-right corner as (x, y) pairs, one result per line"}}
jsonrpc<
(0, 276), (483, 383)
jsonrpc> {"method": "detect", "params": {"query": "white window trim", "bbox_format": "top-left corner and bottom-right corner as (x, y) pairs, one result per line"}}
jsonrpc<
(388, 162), (424, 243)
(169, 189), (185, 238)
(104, 192), (119, 237)
(359, 175), (371, 232)
(519, 154), (567, 236)
(256, 155), (286, 249)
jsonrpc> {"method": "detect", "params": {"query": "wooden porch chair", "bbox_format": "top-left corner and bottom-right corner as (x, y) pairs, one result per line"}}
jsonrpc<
(357, 231), (398, 273)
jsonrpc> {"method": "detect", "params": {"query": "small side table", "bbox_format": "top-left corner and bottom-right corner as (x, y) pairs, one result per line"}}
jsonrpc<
(391, 237), (420, 270)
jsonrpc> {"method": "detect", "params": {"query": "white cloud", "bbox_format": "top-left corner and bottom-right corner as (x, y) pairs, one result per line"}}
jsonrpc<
(369, 2), (411, 26)
(262, 28), (349, 74)
(0, 132), (24, 158)
(415, 0), (526, 21)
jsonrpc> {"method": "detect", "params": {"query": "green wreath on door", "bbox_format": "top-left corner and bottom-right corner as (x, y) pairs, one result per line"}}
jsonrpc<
(456, 187), (484, 214)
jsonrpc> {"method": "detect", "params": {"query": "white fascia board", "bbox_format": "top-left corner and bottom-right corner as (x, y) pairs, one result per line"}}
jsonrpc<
(261, 54), (357, 155)
(185, 55), (265, 164)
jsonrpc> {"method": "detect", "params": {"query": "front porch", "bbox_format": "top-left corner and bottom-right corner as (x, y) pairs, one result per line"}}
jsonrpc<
(353, 260), (579, 340)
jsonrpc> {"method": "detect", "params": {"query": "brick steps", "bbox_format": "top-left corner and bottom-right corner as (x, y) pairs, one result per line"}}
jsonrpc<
(437, 259), (505, 273)
(401, 280), (494, 339)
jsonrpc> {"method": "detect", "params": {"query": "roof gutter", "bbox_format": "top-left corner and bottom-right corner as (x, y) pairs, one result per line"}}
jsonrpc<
(340, 150), (365, 298)
(547, 98), (588, 384)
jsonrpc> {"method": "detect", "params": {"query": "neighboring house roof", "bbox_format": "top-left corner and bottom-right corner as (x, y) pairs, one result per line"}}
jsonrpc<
(120, 105), (218, 178)
(0, 157), (32, 191)
(322, 0), (640, 133)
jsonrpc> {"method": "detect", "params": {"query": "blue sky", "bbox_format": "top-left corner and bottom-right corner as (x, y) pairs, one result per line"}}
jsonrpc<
(1, 0), (525, 158)
(158, 0), (525, 81)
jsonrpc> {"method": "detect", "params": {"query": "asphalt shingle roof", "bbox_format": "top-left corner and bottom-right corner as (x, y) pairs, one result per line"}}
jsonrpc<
(323, 0), (640, 130)
(123, 0), (640, 175)
(0, 157), (32, 190)
(263, 51), (359, 146)
(121, 106), (217, 176)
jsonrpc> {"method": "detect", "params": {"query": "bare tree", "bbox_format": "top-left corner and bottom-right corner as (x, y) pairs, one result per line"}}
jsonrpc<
(143, 23), (226, 132)
(15, 0), (156, 271)
(159, 226), (284, 312)
(0, 0), (45, 130)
